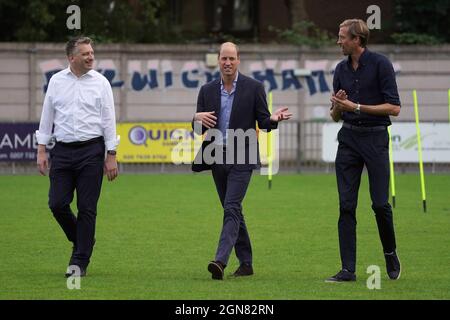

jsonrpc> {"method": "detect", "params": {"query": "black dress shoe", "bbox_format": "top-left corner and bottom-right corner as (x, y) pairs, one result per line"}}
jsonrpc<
(232, 263), (254, 277)
(325, 269), (356, 282)
(65, 265), (87, 278)
(385, 251), (401, 280)
(208, 261), (225, 280)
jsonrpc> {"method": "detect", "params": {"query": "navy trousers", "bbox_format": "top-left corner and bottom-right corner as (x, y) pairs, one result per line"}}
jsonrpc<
(335, 126), (397, 273)
(211, 164), (253, 266)
(48, 138), (105, 269)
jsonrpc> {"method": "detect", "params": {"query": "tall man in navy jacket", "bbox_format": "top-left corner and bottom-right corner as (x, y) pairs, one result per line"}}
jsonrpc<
(192, 42), (292, 280)
(327, 19), (401, 282)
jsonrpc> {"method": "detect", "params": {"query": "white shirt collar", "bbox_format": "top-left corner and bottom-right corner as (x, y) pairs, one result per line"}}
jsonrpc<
(65, 66), (95, 78)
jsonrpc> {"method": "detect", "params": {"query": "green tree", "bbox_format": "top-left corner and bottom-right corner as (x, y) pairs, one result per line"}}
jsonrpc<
(269, 21), (334, 48)
(392, 0), (450, 44)
(0, 0), (178, 43)
(0, 0), (66, 41)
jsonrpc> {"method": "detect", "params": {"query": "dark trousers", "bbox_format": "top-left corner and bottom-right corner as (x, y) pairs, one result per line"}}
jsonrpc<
(48, 138), (105, 269)
(211, 164), (253, 266)
(335, 127), (397, 273)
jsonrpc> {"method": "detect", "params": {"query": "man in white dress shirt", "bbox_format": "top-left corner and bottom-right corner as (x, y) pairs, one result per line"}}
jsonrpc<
(36, 36), (118, 277)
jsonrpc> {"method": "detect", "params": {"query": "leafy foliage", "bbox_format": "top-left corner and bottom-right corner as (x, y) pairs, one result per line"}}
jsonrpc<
(0, 0), (177, 43)
(269, 21), (334, 48)
(393, 0), (450, 44)
(1, 0), (449, 44)
(391, 33), (443, 45)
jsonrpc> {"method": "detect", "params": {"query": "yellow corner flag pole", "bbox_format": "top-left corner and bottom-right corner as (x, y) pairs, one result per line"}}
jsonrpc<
(268, 91), (273, 189)
(388, 126), (396, 208)
(413, 90), (427, 213)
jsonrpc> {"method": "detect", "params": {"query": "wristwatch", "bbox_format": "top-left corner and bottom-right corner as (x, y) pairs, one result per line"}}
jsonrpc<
(354, 103), (361, 114)
(107, 150), (117, 156)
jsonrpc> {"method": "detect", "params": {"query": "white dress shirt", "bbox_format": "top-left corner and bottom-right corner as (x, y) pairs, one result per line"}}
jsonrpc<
(36, 67), (118, 151)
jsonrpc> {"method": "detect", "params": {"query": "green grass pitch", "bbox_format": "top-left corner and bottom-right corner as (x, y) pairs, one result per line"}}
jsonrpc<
(1, 173), (449, 299)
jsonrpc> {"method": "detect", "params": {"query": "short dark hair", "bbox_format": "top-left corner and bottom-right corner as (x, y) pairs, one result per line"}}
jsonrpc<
(340, 19), (370, 47)
(65, 36), (93, 56)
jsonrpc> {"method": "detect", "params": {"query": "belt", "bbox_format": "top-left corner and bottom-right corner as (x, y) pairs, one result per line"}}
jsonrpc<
(343, 123), (386, 132)
(56, 136), (104, 147)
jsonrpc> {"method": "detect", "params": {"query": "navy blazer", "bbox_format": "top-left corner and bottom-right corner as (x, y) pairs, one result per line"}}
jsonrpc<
(192, 73), (277, 172)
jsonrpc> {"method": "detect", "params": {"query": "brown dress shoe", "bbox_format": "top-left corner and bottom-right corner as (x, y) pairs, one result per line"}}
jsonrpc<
(208, 261), (225, 280)
(232, 263), (254, 277)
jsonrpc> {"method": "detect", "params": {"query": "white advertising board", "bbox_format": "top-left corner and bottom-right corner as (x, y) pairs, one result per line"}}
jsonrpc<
(322, 123), (450, 163)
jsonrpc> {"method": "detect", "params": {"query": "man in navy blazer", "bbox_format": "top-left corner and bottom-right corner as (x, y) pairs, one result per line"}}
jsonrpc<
(192, 42), (292, 280)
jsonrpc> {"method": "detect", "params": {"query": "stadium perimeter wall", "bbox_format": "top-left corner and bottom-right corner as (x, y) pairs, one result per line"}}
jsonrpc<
(0, 43), (449, 173)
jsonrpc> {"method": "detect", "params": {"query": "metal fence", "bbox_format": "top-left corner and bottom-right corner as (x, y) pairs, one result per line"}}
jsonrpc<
(1, 121), (449, 174)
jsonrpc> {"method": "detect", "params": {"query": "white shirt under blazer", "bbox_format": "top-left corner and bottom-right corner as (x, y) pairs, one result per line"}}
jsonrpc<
(36, 67), (118, 151)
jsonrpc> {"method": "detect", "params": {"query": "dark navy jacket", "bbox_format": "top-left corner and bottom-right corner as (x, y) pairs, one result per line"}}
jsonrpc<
(192, 73), (277, 172)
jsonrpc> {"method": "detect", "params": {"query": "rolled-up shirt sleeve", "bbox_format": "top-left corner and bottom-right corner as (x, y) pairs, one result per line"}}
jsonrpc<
(101, 80), (118, 150)
(36, 79), (55, 145)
